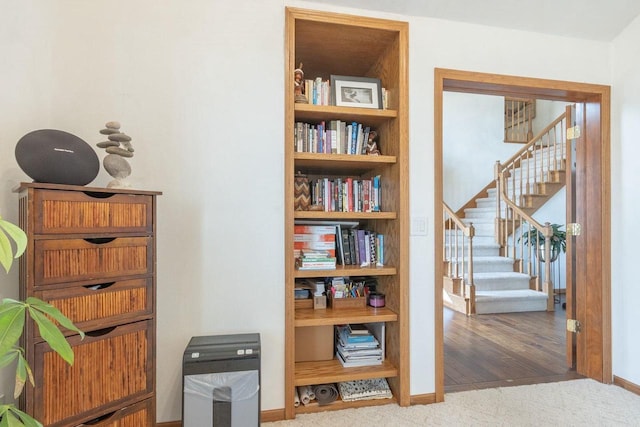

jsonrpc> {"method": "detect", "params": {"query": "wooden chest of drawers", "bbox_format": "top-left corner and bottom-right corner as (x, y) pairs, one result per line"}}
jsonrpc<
(16, 183), (161, 427)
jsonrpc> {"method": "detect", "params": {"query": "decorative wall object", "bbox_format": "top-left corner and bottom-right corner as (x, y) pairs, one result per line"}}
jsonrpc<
(96, 121), (135, 188)
(294, 172), (310, 211)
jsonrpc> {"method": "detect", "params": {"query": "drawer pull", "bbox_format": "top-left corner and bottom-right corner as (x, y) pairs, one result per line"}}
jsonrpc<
(86, 326), (117, 337)
(80, 410), (117, 425)
(83, 282), (115, 291)
(83, 237), (116, 245)
(82, 191), (116, 199)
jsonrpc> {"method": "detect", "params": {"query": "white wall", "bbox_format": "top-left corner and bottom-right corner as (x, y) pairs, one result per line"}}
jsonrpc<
(0, 0), (625, 422)
(612, 13), (640, 386)
(443, 92), (509, 210)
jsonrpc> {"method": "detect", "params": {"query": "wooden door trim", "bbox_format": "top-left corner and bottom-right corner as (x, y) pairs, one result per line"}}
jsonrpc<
(434, 68), (611, 402)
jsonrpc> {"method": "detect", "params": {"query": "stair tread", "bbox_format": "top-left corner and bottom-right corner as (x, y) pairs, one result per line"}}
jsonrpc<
(473, 271), (530, 279)
(476, 289), (547, 300)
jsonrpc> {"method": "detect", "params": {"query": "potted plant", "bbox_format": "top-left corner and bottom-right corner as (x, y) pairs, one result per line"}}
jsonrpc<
(519, 223), (567, 262)
(0, 214), (83, 427)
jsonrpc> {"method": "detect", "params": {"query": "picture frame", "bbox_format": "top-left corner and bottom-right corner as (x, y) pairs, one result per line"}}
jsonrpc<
(331, 75), (382, 109)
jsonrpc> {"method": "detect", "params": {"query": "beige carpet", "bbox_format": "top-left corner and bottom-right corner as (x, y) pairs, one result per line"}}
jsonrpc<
(263, 379), (640, 426)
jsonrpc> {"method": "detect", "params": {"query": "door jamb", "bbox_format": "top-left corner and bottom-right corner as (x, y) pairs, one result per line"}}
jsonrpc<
(434, 68), (611, 402)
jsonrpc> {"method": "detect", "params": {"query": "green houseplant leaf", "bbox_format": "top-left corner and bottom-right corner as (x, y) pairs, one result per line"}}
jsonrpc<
(25, 298), (84, 339)
(0, 216), (83, 426)
(27, 309), (74, 365)
(0, 300), (26, 359)
(0, 404), (42, 427)
(0, 216), (27, 274)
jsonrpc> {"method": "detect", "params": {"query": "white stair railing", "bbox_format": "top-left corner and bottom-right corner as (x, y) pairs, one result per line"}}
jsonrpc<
(443, 202), (476, 315)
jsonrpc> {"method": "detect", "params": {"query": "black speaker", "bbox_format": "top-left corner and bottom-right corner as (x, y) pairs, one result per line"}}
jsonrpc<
(15, 129), (99, 186)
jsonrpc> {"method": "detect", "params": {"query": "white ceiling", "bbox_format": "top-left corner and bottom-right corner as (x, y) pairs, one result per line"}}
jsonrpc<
(310, 0), (640, 41)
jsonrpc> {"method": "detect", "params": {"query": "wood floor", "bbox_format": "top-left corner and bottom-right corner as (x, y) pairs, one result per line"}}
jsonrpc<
(444, 297), (583, 393)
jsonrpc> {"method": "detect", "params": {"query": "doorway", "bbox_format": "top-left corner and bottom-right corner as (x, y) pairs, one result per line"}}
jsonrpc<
(434, 68), (611, 402)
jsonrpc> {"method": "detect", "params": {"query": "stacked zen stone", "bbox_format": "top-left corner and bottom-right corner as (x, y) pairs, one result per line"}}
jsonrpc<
(97, 121), (135, 188)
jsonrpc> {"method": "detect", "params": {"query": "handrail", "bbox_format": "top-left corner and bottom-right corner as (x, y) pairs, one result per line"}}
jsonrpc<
(497, 169), (555, 311)
(444, 203), (473, 236)
(499, 112), (566, 211)
(443, 202), (476, 315)
(494, 111), (566, 312)
(501, 113), (566, 168)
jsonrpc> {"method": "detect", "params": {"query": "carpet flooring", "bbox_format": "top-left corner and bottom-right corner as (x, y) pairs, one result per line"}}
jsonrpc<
(263, 379), (640, 426)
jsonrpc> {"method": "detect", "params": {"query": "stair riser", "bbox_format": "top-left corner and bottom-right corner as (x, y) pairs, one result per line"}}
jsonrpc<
(449, 260), (513, 273)
(445, 247), (500, 257)
(475, 298), (547, 314)
(473, 276), (531, 291)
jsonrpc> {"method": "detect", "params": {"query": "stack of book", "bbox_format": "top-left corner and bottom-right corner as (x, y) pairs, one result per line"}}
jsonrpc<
(296, 250), (336, 270)
(294, 224), (337, 270)
(335, 324), (383, 367)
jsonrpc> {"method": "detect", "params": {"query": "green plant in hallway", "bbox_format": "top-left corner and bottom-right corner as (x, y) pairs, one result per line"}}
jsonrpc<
(519, 223), (566, 262)
(0, 215), (83, 427)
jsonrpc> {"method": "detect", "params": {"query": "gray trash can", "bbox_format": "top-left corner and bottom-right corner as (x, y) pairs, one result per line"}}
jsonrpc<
(183, 333), (260, 427)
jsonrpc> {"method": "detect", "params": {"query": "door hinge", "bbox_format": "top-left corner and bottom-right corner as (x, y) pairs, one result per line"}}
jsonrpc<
(567, 319), (582, 333)
(567, 223), (582, 236)
(567, 125), (581, 140)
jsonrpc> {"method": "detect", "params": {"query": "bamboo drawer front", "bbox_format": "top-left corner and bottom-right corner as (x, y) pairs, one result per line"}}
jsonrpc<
(33, 189), (153, 235)
(33, 278), (153, 337)
(76, 398), (154, 427)
(33, 320), (154, 426)
(34, 237), (153, 285)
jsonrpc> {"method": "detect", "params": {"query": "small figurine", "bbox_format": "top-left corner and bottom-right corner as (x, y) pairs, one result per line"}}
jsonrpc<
(294, 63), (308, 104)
(366, 130), (381, 155)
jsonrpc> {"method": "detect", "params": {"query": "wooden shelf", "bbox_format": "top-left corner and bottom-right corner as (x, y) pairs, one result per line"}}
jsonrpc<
(295, 306), (397, 327)
(295, 103), (397, 127)
(294, 152), (396, 174)
(295, 358), (398, 386)
(294, 211), (396, 220)
(294, 265), (396, 278)
(295, 395), (397, 414)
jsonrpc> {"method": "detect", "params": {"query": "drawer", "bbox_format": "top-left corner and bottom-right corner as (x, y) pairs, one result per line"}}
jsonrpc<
(75, 398), (154, 427)
(34, 237), (153, 285)
(33, 278), (153, 335)
(31, 320), (154, 426)
(34, 189), (153, 235)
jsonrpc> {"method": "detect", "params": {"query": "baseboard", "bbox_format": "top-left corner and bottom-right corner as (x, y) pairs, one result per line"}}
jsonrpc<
(410, 392), (437, 405)
(260, 408), (286, 422)
(157, 408), (286, 426)
(159, 395), (441, 425)
(614, 375), (640, 395)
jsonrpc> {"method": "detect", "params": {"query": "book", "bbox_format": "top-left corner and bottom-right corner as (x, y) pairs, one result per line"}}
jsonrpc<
(350, 229), (359, 265)
(294, 225), (337, 234)
(376, 234), (384, 266)
(341, 228), (352, 265)
(299, 249), (333, 258)
(356, 229), (367, 266)
(335, 224), (345, 266)
(348, 323), (370, 335)
(336, 351), (382, 368)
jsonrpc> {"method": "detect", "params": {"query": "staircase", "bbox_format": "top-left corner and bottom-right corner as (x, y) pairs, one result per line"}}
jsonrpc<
(461, 188), (547, 314)
(444, 111), (568, 315)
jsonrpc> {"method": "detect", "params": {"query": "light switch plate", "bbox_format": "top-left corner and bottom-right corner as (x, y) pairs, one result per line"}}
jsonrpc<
(411, 216), (428, 236)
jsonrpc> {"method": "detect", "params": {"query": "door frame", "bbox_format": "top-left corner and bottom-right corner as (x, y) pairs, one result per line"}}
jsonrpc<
(434, 68), (611, 402)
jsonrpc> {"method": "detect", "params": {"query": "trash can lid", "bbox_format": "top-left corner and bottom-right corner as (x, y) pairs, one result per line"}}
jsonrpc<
(184, 333), (261, 362)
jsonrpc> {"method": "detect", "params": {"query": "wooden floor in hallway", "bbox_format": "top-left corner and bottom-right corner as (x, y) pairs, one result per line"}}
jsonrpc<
(444, 297), (584, 393)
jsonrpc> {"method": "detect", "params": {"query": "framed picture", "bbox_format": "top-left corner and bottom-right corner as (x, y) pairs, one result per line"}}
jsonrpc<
(331, 75), (382, 109)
